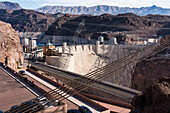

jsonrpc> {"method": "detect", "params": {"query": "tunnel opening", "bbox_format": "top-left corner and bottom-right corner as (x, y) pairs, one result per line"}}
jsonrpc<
(5, 57), (8, 65)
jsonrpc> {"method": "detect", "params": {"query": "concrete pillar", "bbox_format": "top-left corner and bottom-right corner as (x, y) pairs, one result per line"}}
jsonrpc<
(144, 40), (147, 45)
(62, 42), (67, 53)
(98, 36), (104, 43)
(110, 38), (118, 45)
(113, 38), (118, 44)
(96, 41), (100, 54)
(101, 36), (104, 43)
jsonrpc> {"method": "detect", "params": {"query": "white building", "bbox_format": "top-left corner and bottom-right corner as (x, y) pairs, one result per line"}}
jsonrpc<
(21, 37), (29, 46)
(147, 38), (158, 43)
(21, 37), (37, 52)
(31, 49), (43, 58)
(27, 38), (37, 52)
(29, 38), (36, 48)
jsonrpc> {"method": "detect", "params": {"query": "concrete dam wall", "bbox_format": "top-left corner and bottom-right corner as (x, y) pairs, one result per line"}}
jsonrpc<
(46, 44), (131, 74)
(45, 42), (139, 87)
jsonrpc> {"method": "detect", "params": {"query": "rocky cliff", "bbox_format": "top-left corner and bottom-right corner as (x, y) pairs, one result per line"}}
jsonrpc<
(131, 58), (170, 92)
(36, 5), (170, 16)
(0, 8), (169, 37)
(45, 13), (170, 38)
(0, 9), (58, 32)
(0, 21), (23, 70)
(0, 1), (22, 10)
(131, 77), (170, 113)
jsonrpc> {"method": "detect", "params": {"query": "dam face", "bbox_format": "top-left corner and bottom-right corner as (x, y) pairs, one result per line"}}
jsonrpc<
(45, 43), (140, 87)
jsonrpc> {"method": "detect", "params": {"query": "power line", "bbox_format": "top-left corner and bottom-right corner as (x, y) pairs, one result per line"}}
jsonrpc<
(7, 38), (169, 113)
(16, 0), (34, 9)
(29, 0), (39, 9)
(15, 0), (38, 9)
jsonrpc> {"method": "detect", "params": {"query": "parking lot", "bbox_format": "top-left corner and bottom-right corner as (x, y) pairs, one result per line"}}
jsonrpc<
(0, 68), (35, 111)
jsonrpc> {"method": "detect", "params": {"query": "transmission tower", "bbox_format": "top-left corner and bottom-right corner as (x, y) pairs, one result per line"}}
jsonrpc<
(70, 19), (86, 45)
(6, 37), (169, 113)
(61, 19), (86, 69)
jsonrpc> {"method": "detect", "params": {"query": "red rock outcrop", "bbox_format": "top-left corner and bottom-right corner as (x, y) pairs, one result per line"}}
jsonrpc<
(131, 57), (170, 92)
(0, 21), (23, 70)
(131, 77), (170, 113)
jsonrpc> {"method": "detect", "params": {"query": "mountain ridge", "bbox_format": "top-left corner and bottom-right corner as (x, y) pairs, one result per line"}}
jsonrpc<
(0, 2), (169, 16)
(0, 1), (22, 10)
(36, 5), (170, 16)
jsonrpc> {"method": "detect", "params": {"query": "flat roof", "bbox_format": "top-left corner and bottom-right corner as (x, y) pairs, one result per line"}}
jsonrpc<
(0, 68), (36, 111)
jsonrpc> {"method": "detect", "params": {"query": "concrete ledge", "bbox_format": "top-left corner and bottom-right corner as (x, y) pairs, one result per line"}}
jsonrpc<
(80, 92), (132, 109)
(30, 63), (136, 103)
(28, 68), (62, 86)
(39, 62), (141, 95)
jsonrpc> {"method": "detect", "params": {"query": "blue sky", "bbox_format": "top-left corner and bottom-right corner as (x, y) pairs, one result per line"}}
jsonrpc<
(1, 0), (169, 9)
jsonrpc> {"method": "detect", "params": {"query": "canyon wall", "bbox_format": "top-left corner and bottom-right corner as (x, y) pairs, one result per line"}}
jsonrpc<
(0, 21), (23, 70)
(131, 57), (170, 92)
(131, 77), (170, 113)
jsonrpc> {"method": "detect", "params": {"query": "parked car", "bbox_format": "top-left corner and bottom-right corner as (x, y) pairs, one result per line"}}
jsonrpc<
(21, 101), (35, 112)
(19, 70), (26, 75)
(21, 100), (45, 112)
(67, 109), (81, 113)
(36, 96), (47, 102)
(9, 105), (21, 113)
(21, 101), (33, 106)
(78, 106), (92, 113)
(33, 96), (53, 111)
